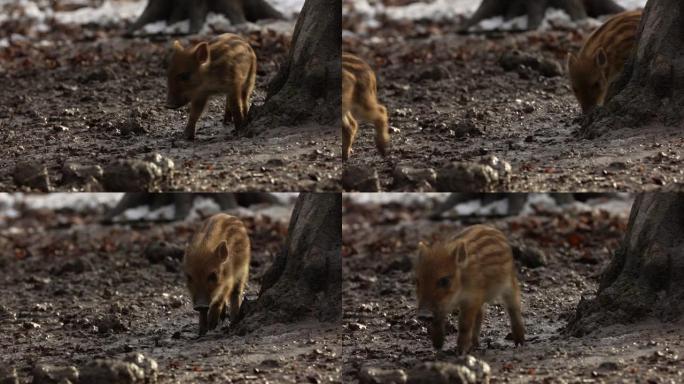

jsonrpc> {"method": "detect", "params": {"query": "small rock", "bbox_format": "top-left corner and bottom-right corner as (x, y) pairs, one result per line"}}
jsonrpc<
(143, 153), (174, 180)
(57, 258), (92, 275)
(61, 162), (103, 187)
(450, 120), (482, 138)
(259, 359), (282, 369)
(94, 314), (128, 334)
(499, 50), (562, 77)
(479, 155), (511, 186)
(266, 158), (286, 167)
(123, 353), (158, 383)
(102, 159), (163, 192)
(23, 321), (41, 330)
(435, 162), (498, 192)
(597, 361), (620, 371)
(348, 322), (367, 331)
(342, 166), (381, 192)
(392, 165), (436, 191)
(407, 357), (490, 384)
(53, 125), (70, 133)
(32, 364), (79, 384)
(512, 244), (547, 268)
(416, 65), (451, 82)
(0, 366), (18, 384)
(13, 161), (50, 191)
(144, 241), (184, 264)
(359, 366), (407, 384)
(79, 359), (145, 384)
(119, 109), (147, 135)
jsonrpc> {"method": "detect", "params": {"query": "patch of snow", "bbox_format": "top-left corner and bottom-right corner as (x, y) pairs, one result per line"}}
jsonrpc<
(269, 0), (305, 17)
(451, 198), (510, 216)
(346, 193), (449, 205)
(1, 0), (303, 38)
(54, 0), (144, 26)
(350, 0), (648, 32)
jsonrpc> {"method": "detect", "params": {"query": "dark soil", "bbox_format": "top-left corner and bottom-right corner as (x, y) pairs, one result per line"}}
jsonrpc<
(0, 200), (341, 383)
(341, 195), (684, 382)
(342, 2), (683, 192)
(0, 7), (339, 192)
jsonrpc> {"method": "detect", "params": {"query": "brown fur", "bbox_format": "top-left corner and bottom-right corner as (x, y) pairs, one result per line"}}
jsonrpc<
(342, 53), (389, 161)
(167, 33), (257, 140)
(184, 213), (250, 335)
(567, 10), (642, 113)
(413, 224), (525, 354)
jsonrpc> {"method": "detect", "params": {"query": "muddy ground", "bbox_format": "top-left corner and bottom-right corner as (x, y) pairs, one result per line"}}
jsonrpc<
(0, 199), (341, 383)
(0, 5), (339, 192)
(341, 195), (684, 382)
(342, 2), (683, 192)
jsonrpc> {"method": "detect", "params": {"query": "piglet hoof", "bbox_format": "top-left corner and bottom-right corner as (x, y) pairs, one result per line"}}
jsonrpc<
(198, 310), (208, 336)
(429, 320), (445, 350)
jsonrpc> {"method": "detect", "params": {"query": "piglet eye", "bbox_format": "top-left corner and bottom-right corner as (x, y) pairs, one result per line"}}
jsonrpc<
(177, 72), (191, 81)
(437, 276), (450, 288)
(207, 272), (218, 284)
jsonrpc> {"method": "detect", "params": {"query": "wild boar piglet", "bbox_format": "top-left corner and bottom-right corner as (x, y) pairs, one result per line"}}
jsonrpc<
(413, 224), (525, 354)
(567, 10), (641, 114)
(167, 33), (256, 140)
(342, 53), (389, 161)
(184, 213), (250, 336)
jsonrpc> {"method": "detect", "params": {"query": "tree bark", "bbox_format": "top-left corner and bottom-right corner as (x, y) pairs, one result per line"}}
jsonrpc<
(103, 193), (279, 222)
(567, 193), (684, 336)
(127, 0), (283, 35)
(244, 0), (341, 135)
(463, 0), (624, 31)
(581, 0), (684, 137)
(235, 193), (342, 333)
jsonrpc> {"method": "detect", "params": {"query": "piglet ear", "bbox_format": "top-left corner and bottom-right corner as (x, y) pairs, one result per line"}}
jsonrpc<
(194, 42), (210, 65)
(595, 48), (608, 68)
(215, 241), (230, 263)
(411, 241), (429, 268)
(173, 40), (184, 52)
(453, 242), (469, 267)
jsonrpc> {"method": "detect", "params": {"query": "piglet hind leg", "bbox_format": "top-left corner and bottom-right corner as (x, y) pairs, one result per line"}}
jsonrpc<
(342, 112), (358, 161)
(229, 279), (245, 323)
(223, 95), (233, 125)
(228, 91), (245, 133)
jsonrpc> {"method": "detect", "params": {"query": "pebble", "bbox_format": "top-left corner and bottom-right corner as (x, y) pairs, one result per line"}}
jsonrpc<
(342, 166), (381, 192)
(13, 161), (51, 191)
(435, 162), (499, 192)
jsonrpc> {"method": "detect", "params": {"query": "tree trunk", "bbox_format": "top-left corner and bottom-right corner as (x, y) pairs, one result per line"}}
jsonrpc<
(127, 0), (283, 35)
(103, 193), (279, 222)
(244, 0), (341, 135)
(463, 0), (624, 31)
(581, 0), (684, 137)
(235, 193), (342, 333)
(567, 193), (684, 336)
